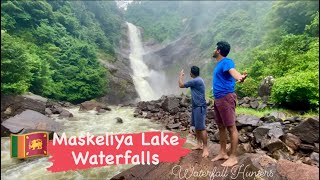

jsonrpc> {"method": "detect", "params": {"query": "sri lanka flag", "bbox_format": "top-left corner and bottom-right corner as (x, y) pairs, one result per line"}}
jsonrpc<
(11, 132), (48, 159)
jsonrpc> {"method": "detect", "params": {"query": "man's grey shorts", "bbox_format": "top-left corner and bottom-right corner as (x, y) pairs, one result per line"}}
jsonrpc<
(191, 106), (207, 130)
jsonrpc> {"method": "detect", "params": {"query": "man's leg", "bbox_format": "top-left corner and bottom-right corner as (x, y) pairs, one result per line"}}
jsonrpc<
(200, 130), (209, 157)
(211, 124), (229, 161)
(191, 108), (203, 150)
(192, 130), (203, 150)
(221, 125), (238, 167)
(220, 93), (238, 167)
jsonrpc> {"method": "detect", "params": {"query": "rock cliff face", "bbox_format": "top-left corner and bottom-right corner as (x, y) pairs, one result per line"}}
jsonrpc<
(98, 23), (139, 105)
(143, 32), (212, 96)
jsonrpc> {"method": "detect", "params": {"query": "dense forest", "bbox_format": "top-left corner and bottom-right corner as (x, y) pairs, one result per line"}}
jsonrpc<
(1, 1), (319, 111)
(125, 1), (319, 111)
(1, 1), (122, 103)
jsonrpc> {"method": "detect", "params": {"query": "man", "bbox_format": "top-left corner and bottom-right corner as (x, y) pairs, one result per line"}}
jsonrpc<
(179, 66), (208, 158)
(211, 41), (247, 167)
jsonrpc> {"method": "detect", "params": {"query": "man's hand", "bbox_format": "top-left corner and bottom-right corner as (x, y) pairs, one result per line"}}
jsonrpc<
(179, 69), (185, 88)
(180, 69), (185, 77)
(238, 71), (248, 83)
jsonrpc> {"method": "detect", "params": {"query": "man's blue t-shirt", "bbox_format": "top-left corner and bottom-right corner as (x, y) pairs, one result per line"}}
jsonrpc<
(212, 57), (236, 99)
(184, 76), (206, 107)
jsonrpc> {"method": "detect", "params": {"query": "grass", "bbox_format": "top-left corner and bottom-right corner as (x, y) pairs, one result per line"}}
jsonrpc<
(236, 106), (319, 119)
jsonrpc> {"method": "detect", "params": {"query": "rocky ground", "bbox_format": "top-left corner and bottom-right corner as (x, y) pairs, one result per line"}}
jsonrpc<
(111, 94), (319, 179)
(133, 94), (319, 168)
(1, 93), (319, 179)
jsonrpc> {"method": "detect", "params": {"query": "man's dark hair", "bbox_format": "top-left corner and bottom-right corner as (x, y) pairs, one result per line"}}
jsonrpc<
(216, 41), (231, 57)
(191, 66), (200, 77)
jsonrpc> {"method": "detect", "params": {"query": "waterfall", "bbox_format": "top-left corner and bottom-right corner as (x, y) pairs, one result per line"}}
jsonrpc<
(126, 22), (157, 101)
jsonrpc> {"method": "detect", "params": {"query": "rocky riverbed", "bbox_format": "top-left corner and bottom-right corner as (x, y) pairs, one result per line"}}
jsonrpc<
(133, 94), (319, 168)
(1, 93), (319, 180)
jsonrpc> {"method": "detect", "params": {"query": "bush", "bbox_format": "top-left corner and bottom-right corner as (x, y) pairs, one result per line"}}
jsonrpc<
(235, 77), (259, 98)
(271, 71), (319, 110)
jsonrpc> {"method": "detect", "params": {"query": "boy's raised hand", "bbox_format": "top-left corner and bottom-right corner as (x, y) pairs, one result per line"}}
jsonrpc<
(180, 69), (185, 77)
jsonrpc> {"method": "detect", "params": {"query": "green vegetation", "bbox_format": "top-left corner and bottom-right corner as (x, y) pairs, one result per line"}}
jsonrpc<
(236, 106), (319, 119)
(1, 1), (319, 111)
(1, 1), (123, 103)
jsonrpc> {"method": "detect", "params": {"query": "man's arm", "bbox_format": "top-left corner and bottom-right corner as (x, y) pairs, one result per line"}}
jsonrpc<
(179, 69), (185, 88)
(229, 68), (247, 83)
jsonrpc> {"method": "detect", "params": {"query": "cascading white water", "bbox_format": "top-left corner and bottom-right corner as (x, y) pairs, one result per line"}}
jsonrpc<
(126, 22), (158, 101)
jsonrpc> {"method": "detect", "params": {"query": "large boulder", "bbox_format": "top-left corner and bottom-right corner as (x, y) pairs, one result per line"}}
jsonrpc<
(290, 117), (319, 144)
(253, 122), (284, 144)
(261, 137), (293, 154)
(258, 76), (274, 98)
(277, 159), (319, 180)
(161, 96), (180, 113)
(269, 112), (287, 120)
(236, 114), (262, 127)
(279, 133), (301, 151)
(59, 109), (73, 118)
(1, 110), (60, 136)
(79, 100), (111, 111)
(1, 93), (47, 122)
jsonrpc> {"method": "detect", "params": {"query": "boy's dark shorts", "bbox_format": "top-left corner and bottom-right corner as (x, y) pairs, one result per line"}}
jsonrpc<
(191, 106), (207, 130)
(214, 92), (237, 127)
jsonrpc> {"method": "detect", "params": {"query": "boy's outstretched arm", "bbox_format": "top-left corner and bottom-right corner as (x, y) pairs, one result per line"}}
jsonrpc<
(229, 68), (247, 83)
(179, 69), (185, 88)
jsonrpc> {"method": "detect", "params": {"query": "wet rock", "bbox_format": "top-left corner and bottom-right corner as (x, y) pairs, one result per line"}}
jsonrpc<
(238, 143), (254, 155)
(59, 109), (73, 118)
(299, 144), (314, 152)
(253, 122), (283, 143)
(261, 137), (292, 154)
(45, 108), (52, 115)
(1, 93), (47, 122)
(236, 114), (261, 127)
(162, 96), (180, 112)
(97, 109), (107, 113)
(271, 149), (295, 161)
(179, 112), (190, 121)
(279, 133), (301, 151)
(250, 101), (259, 109)
(277, 159), (319, 180)
(115, 117), (123, 124)
(179, 96), (190, 108)
(79, 100), (111, 111)
(51, 105), (63, 114)
(290, 117), (319, 144)
(1, 110), (60, 134)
